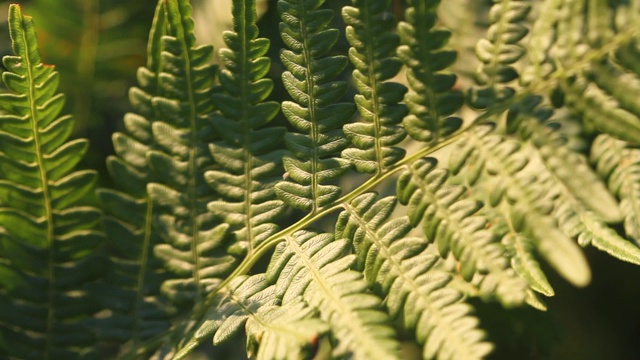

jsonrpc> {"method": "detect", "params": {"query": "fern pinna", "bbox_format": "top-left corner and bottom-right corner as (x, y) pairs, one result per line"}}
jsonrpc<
(1, 0), (640, 359)
(0, 5), (104, 359)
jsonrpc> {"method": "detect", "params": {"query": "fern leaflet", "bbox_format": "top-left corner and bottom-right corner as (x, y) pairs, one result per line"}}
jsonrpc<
(0, 5), (104, 359)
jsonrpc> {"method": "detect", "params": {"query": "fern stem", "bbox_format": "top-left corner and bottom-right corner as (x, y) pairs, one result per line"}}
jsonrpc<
(239, 0), (256, 255)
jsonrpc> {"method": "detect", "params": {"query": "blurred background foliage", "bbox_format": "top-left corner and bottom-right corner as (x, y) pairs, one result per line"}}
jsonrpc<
(0, 0), (639, 359)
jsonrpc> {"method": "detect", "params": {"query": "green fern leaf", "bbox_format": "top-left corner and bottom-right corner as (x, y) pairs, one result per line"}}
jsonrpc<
(245, 301), (330, 360)
(398, 157), (529, 306)
(336, 192), (494, 360)
(207, 0), (287, 255)
(147, 0), (238, 307)
(175, 274), (328, 360)
(266, 230), (401, 360)
(592, 134), (640, 245)
(341, 0), (407, 173)
(507, 97), (623, 223)
(450, 125), (591, 287)
(397, 0), (463, 143)
(0, 5), (105, 358)
(561, 76), (640, 144)
(469, 0), (531, 108)
(274, 0), (356, 212)
(502, 233), (554, 296)
(505, 98), (640, 264)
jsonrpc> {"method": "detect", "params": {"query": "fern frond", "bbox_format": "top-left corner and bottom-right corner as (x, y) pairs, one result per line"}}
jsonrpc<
(175, 274), (328, 360)
(449, 125), (591, 287)
(469, 0), (530, 109)
(90, 1), (172, 348)
(397, 0), (463, 143)
(341, 0), (407, 173)
(0, 5), (104, 358)
(523, 0), (561, 83)
(507, 96), (622, 223)
(147, 0), (237, 307)
(592, 134), (640, 245)
(336, 192), (493, 360)
(245, 301), (329, 360)
(266, 230), (401, 360)
(398, 157), (529, 306)
(503, 97), (640, 265)
(545, 1), (640, 143)
(207, 0), (287, 255)
(274, 0), (356, 212)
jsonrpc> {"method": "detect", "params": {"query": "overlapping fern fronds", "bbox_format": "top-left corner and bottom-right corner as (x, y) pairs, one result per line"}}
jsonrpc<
(91, 1), (171, 351)
(2, 0), (640, 359)
(0, 5), (104, 359)
(144, 0), (237, 308)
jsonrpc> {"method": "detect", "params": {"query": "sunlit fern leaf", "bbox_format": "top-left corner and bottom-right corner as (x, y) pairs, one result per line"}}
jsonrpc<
(501, 232), (554, 296)
(89, 1), (172, 349)
(174, 274), (328, 360)
(207, 0), (287, 255)
(173, 274), (276, 360)
(614, 0), (640, 76)
(469, 0), (530, 109)
(449, 124), (591, 287)
(147, 0), (237, 308)
(397, 157), (529, 306)
(0, 5), (105, 358)
(507, 96), (623, 223)
(245, 301), (330, 360)
(266, 230), (401, 360)
(336, 192), (494, 360)
(503, 97), (640, 265)
(274, 0), (356, 212)
(522, 0), (562, 84)
(592, 134), (640, 245)
(397, 0), (463, 143)
(549, 1), (640, 144)
(341, 0), (407, 173)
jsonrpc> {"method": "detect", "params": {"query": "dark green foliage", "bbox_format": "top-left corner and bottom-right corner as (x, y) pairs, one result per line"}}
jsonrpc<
(266, 230), (400, 360)
(398, 157), (529, 307)
(207, 0), (287, 254)
(91, 2), (171, 349)
(274, 0), (356, 212)
(398, 0), (463, 143)
(592, 135), (640, 246)
(145, 0), (237, 308)
(342, 0), (407, 173)
(0, 5), (104, 358)
(2, 0), (640, 359)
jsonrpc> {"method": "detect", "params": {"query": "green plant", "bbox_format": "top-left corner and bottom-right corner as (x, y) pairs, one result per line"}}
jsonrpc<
(1, 0), (640, 359)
